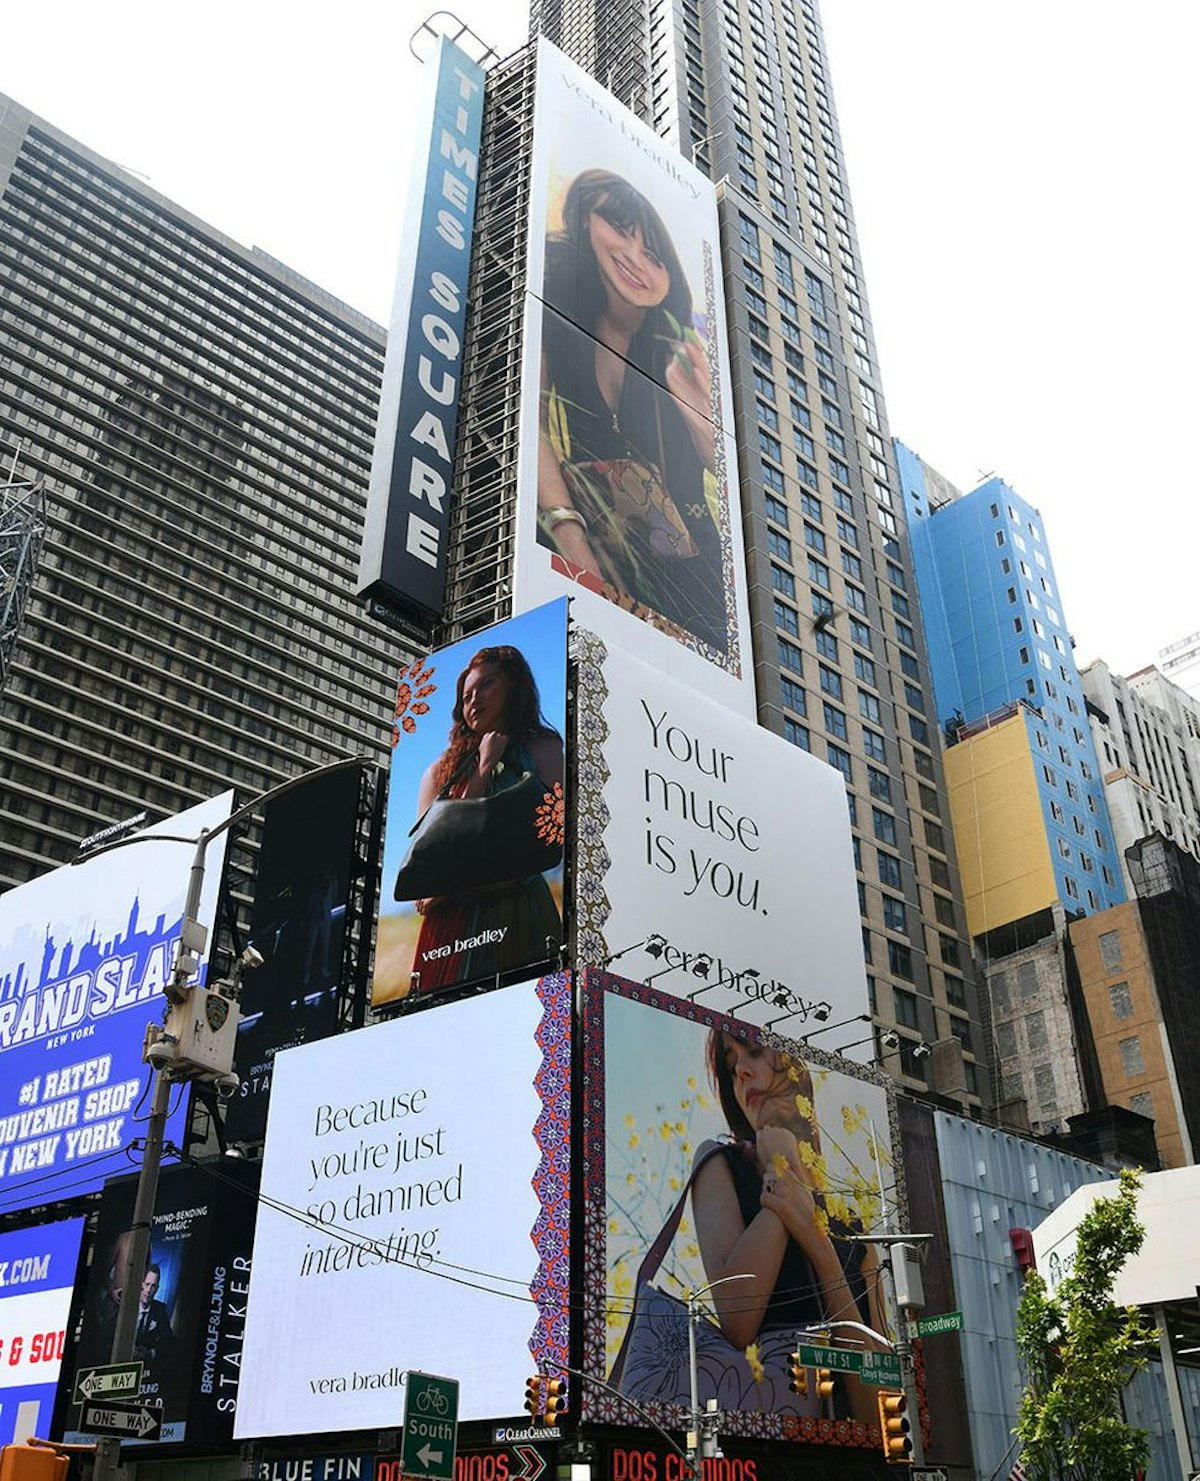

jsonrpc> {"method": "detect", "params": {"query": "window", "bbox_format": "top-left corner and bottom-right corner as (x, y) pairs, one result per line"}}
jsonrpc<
(1108, 981), (1133, 1020)
(826, 742), (852, 780)
(845, 584), (867, 614)
(771, 565), (796, 599)
(862, 728), (886, 762)
(1018, 961), (1039, 1000)
(774, 599), (799, 636)
(815, 628), (838, 662)
(854, 652), (877, 686)
(877, 851), (901, 888)
(850, 618), (872, 649)
(804, 523), (827, 554)
(883, 895), (907, 933)
(819, 664), (842, 699)
(1025, 1010), (1048, 1050)
(1118, 1036), (1145, 1077)
(991, 970), (1011, 1012)
(1130, 1091), (1154, 1121)
(1099, 930), (1123, 972)
(887, 940), (913, 980)
(858, 689), (881, 723)
(808, 555), (831, 590)
(872, 807), (896, 845)
(893, 986), (919, 1028)
(778, 636), (803, 673)
(783, 718), (809, 750)
(868, 766), (891, 802)
(765, 492), (789, 527)
(1034, 1063), (1058, 1110)
(824, 703), (848, 740)
(996, 1021), (1018, 1059)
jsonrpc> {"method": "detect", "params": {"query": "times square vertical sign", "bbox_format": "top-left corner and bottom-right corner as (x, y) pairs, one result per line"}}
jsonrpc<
(358, 36), (486, 628)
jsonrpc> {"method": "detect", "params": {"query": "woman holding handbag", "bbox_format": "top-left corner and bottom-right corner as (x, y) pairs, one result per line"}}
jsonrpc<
(692, 1031), (887, 1423)
(402, 645), (563, 993)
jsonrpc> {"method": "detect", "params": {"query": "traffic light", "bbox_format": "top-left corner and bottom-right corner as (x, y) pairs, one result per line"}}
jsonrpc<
(877, 1390), (913, 1464)
(524, 1374), (544, 1421)
(788, 1351), (808, 1396)
(815, 1367), (836, 1401)
(542, 1377), (566, 1425)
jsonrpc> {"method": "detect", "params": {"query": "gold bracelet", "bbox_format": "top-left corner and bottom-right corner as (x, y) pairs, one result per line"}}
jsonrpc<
(539, 506), (589, 539)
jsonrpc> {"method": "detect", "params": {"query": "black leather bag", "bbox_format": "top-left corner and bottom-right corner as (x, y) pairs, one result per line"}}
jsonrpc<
(393, 770), (562, 901)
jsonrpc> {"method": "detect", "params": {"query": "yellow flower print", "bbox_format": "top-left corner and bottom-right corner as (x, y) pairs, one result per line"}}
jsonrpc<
(793, 1094), (814, 1121)
(745, 1344), (766, 1384)
(772, 1153), (789, 1177)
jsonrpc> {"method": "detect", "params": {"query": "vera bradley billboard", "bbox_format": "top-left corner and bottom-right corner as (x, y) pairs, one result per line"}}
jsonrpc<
(372, 600), (568, 1006)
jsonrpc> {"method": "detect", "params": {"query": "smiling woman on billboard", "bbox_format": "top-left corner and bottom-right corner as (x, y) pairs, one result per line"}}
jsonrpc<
(536, 169), (728, 653)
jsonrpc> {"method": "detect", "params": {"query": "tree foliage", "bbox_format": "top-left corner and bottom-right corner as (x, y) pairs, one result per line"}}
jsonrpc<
(1014, 1167), (1156, 1481)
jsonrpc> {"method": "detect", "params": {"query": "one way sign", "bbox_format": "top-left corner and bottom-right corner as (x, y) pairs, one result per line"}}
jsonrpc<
(79, 1399), (162, 1441)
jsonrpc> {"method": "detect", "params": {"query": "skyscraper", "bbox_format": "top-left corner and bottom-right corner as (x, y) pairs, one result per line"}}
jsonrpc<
(0, 94), (405, 889)
(528, 0), (985, 1097)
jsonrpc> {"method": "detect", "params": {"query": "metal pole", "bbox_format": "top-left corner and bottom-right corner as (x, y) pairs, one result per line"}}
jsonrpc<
(889, 1245), (925, 1468)
(93, 1066), (173, 1481)
(687, 1289), (701, 1479)
(1153, 1302), (1195, 1480)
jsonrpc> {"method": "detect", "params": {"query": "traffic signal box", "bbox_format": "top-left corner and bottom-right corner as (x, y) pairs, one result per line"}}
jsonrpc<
(877, 1390), (912, 1464)
(543, 1378), (566, 1425)
(788, 1352), (808, 1397)
(524, 1374), (566, 1425)
(814, 1368), (835, 1402)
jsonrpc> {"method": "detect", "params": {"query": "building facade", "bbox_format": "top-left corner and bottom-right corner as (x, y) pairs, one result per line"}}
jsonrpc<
(897, 447), (1125, 929)
(528, 0), (986, 1101)
(1082, 657), (1200, 884)
(0, 94), (406, 889)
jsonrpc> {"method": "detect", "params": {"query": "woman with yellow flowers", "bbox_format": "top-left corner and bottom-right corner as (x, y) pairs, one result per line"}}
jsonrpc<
(692, 1030), (886, 1422)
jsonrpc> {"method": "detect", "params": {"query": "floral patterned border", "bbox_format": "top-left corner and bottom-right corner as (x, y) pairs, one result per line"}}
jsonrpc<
(530, 971), (573, 1386)
(578, 967), (895, 1448)
(702, 237), (742, 682)
(570, 624), (612, 969)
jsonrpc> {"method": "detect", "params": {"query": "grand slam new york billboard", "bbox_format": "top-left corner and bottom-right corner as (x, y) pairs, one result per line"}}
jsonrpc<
(0, 794), (232, 1214)
(515, 38), (754, 719)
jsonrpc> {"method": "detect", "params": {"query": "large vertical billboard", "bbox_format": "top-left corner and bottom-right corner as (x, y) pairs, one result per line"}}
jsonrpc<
(573, 632), (870, 1039)
(516, 39), (754, 718)
(582, 973), (897, 1446)
(66, 1161), (259, 1446)
(234, 975), (571, 1437)
(359, 35), (487, 627)
(372, 600), (568, 1007)
(0, 1218), (84, 1445)
(226, 766), (362, 1143)
(0, 793), (233, 1214)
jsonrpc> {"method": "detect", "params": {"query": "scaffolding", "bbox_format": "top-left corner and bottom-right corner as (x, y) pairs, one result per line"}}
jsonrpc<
(0, 446), (46, 693)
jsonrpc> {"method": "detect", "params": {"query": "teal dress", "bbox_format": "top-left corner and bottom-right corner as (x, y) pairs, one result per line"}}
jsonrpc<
(412, 742), (562, 993)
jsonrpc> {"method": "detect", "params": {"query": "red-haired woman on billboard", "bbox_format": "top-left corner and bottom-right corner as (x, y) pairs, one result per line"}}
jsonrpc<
(537, 169), (728, 654)
(407, 645), (563, 993)
(692, 1030), (887, 1423)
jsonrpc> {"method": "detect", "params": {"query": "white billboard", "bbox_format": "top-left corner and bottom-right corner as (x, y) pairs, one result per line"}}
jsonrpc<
(235, 976), (571, 1437)
(515, 38), (753, 718)
(0, 794), (233, 1212)
(574, 636), (869, 1044)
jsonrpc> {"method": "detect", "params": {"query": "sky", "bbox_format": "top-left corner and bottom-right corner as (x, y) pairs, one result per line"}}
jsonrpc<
(3, 1), (1196, 678)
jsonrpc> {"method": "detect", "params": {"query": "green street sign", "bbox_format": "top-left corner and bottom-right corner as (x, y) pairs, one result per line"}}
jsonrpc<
(73, 1361), (143, 1405)
(401, 1372), (459, 1481)
(858, 1351), (903, 1387)
(917, 1309), (964, 1336)
(796, 1343), (861, 1373)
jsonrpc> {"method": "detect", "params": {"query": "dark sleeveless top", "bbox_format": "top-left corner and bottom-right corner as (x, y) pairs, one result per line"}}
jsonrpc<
(720, 1142), (871, 1329)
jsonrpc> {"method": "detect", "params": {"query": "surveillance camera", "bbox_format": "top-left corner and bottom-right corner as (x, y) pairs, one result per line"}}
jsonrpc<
(913, 1041), (933, 1059)
(213, 1071), (241, 1099)
(241, 945), (265, 970)
(813, 1002), (832, 1022)
(881, 1029), (900, 1050)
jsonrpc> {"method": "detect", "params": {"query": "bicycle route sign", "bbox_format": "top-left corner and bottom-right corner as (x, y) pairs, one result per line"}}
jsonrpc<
(401, 1371), (459, 1481)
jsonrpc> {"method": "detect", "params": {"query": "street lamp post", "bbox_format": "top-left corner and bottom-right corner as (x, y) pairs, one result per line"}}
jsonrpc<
(685, 1274), (752, 1478)
(83, 756), (369, 1481)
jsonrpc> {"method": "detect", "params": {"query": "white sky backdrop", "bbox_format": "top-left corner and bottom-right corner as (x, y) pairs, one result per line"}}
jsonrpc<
(3, 0), (1196, 677)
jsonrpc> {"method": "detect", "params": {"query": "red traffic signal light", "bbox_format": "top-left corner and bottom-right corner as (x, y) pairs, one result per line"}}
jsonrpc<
(788, 1351), (808, 1396)
(524, 1374), (544, 1420)
(543, 1377), (566, 1425)
(877, 1390), (912, 1464)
